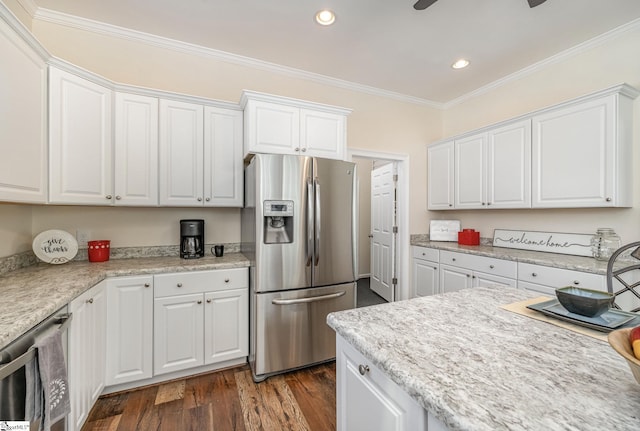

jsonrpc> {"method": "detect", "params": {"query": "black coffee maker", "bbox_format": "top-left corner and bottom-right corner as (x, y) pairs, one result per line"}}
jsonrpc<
(180, 219), (204, 259)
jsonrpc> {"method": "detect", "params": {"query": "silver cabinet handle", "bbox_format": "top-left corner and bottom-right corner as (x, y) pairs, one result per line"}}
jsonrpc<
(106, 195), (112, 200)
(489, 265), (494, 269)
(206, 299), (212, 303)
(272, 291), (346, 305)
(358, 364), (370, 375)
(573, 280), (580, 285)
(177, 283), (183, 287)
(197, 300), (202, 304)
(295, 147), (300, 152)
(452, 258), (456, 262)
(531, 273), (537, 277)
(301, 148), (307, 152)
(205, 197), (210, 202)
(115, 195), (121, 200)
(466, 274), (470, 278)
(224, 278), (230, 283)
(448, 204), (453, 207)
(86, 298), (94, 304)
(606, 197), (612, 202)
(144, 283), (150, 288)
(197, 197), (203, 202)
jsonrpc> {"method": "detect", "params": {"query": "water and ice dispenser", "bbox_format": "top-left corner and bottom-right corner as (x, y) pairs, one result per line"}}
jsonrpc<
(263, 200), (294, 244)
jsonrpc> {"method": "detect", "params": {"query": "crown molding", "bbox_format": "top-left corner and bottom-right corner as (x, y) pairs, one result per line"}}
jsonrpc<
(33, 7), (443, 109)
(443, 17), (640, 109)
(0, 0), (49, 59)
(14, 0), (37, 17)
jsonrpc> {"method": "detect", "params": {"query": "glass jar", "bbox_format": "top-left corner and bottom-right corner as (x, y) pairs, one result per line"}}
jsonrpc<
(590, 228), (621, 261)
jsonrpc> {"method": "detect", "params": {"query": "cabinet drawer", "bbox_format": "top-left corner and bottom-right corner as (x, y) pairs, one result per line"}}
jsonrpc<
(412, 246), (439, 262)
(154, 268), (248, 298)
(517, 263), (605, 291)
(440, 251), (517, 279)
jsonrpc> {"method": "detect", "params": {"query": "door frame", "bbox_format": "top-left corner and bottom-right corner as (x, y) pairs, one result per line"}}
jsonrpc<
(348, 148), (410, 301)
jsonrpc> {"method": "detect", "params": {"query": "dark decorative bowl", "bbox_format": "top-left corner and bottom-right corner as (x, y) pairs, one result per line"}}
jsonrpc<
(555, 286), (614, 317)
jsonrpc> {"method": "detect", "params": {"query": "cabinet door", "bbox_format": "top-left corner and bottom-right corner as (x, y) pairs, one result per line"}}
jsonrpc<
(439, 264), (472, 294)
(336, 335), (427, 431)
(105, 276), (153, 386)
(204, 288), (248, 364)
(455, 133), (486, 209)
(532, 95), (616, 208)
(427, 141), (454, 210)
(0, 18), (47, 203)
(159, 99), (204, 206)
(412, 259), (440, 297)
(473, 272), (516, 288)
(49, 67), (113, 204)
(300, 108), (346, 160)
(114, 93), (159, 206)
(244, 100), (300, 155)
(69, 281), (106, 431)
(204, 106), (243, 206)
(154, 293), (204, 375)
(486, 119), (531, 208)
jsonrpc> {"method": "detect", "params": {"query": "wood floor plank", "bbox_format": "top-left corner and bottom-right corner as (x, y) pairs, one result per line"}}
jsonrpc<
(155, 379), (186, 405)
(113, 386), (159, 431)
(285, 363), (336, 431)
(82, 414), (121, 431)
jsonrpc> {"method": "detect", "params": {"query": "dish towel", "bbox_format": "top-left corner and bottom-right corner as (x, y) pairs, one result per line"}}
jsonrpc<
(25, 328), (71, 431)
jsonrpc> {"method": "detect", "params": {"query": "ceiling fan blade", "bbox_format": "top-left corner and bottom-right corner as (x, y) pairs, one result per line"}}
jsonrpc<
(527, 0), (547, 7)
(414, 0), (438, 11)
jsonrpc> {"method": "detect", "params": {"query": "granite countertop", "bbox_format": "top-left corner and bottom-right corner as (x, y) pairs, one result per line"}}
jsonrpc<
(0, 253), (249, 351)
(411, 236), (610, 275)
(328, 286), (640, 431)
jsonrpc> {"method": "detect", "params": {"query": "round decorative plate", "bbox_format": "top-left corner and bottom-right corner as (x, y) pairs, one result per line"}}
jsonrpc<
(32, 229), (78, 264)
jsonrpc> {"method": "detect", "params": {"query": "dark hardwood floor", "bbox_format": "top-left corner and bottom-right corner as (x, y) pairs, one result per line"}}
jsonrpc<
(82, 362), (336, 431)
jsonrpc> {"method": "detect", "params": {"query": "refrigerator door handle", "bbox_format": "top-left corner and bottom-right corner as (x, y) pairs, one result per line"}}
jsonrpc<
(271, 290), (346, 305)
(314, 178), (321, 266)
(306, 178), (314, 267)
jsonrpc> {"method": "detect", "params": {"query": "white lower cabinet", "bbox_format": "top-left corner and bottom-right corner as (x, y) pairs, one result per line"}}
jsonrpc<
(68, 281), (106, 431)
(105, 275), (154, 386)
(412, 246), (440, 297)
(439, 250), (517, 293)
(336, 334), (428, 431)
(153, 269), (248, 376)
(517, 262), (605, 296)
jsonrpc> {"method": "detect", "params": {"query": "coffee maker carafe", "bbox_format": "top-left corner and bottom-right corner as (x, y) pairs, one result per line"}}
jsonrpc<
(180, 219), (204, 259)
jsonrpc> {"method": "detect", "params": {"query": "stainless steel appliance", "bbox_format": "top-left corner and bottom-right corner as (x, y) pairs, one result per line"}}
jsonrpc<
(0, 307), (71, 430)
(241, 154), (357, 382)
(180, 219), (204, 259)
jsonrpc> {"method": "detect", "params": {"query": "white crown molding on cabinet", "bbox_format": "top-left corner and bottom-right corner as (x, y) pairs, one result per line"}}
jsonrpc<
(443, 17), (640, 109)
(32, 7), (442, 109)
(0, 0), (49, 59)
(14, 0), (37, 18)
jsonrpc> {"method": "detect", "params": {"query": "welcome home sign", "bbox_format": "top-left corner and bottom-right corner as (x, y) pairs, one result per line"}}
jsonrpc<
(492, 229), (593, 257)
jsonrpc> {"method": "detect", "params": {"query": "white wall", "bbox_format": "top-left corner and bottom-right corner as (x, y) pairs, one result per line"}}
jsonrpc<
(437, 25), (640, 244)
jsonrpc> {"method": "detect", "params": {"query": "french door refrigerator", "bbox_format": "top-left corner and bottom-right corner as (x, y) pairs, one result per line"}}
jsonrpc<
(241, 153), (357, 382)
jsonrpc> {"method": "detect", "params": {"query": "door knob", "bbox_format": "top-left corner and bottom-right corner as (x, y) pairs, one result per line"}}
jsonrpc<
(368, 234), (373, 238)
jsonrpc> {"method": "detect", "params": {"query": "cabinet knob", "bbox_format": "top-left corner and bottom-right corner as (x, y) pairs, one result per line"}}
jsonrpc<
(295, 147), (300, 152)
(472, 275), (476, 279)
(358, 364), (370, 375)
(531, 273), (537, 277)
(115, 195), (122, 200)
(466, 274), (470, 278)
(606, 197), (612, 202)
(106, 195), (112, 200)
(573, 280), (580, 285)
(225, 278), (230, 283)
(422, 252), (425, 256)
(489, 265), (494, 269)
(301, 148), (307, 152)
(86, 298), (94, 304)
(207, 299), (212, 303)
(448, 204), (453, 207)
(452, 258), (456, 262)
(177, 283), (183, 287)
(197, 300), (202, 304)
(205, 197), (211, 202)
(197, 197), (203, 202)
(482, 202), (486, 206)
(144, 283), (150, 288)
(487, 202), (492, 206)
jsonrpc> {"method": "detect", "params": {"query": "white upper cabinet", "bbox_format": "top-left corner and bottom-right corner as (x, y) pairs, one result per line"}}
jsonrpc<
(241, 90), (350, 160)
(49, 67), (113, 204)
(159, 99), (205, 206)
(454, 133), (486, 209)
(0, 17), (47, 204)
(204, 106), (243, 207)
(532, 88), (636, 208)
(427, 141), (454, 210)
(114, 92), (159, 206)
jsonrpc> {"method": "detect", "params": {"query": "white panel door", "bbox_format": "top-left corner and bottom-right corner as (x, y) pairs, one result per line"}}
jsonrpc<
(0, 18), (47, 203)
(532, 96), (614, 207)
(154, 293), (204, 375)
(412, 259), (439, 297)
(204, 288), (248, 364)
(244, 100), (299, 155)
(105, 276), (153, 386)
(370, 163), (395, 302)
(114, 92), (159, 205)
(455, 133), (486, 209)
(300, 108), (346, 160)
(204, 106), (243, 206)
(487, 119), (531, 208)
(427, 141), (454, 209)
(49, 67), (113, 204)
(159, 99), (204, 206)
(439, 264), (472, 294)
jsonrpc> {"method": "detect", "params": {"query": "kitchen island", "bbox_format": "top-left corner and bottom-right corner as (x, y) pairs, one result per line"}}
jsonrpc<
(327, 286), (640, 430)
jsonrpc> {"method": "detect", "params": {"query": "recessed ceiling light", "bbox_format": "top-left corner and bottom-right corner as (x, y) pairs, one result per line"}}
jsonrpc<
(452, 59), (470, 69)
(315, 9), (336, 26)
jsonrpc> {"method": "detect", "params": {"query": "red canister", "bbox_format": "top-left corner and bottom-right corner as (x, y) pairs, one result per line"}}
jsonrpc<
(458, 229), (480, 246)
(88, 240), (110, 262)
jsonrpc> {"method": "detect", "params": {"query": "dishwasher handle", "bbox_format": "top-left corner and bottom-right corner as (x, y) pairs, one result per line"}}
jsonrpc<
(0, 313), (72, 380)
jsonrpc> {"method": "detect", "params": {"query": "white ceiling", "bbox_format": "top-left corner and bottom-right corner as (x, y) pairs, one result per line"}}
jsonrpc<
(31, 0), (640, 104)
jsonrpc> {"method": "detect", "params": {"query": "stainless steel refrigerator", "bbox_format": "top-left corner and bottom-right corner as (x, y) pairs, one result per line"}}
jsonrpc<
(241, 153), (357, 382)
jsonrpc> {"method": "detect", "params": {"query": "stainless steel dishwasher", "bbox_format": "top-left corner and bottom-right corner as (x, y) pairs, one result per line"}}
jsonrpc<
(0, 306), (71, 430)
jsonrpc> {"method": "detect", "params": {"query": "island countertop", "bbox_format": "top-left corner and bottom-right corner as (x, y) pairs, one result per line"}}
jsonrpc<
(327, 286), (640, 431)
(0, 253), (249, 351)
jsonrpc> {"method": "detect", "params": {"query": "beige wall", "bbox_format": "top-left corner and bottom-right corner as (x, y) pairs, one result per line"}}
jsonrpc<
(0, 203), (32, 255)
(2, 0), (32, 29)
(354, 158), (373, 276)
(437, 26), (640, 244)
